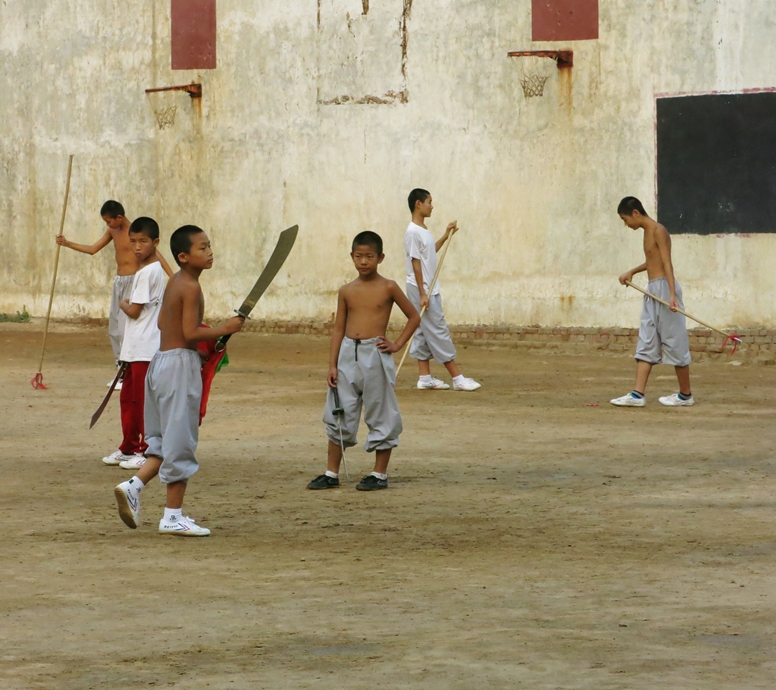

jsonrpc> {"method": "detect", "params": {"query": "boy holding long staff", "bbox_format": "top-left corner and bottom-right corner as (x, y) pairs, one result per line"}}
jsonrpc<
(611, 197), (694, 407)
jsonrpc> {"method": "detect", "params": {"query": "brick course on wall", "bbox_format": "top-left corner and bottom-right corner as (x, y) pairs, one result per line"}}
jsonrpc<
(54, 319), (773, 362)
(235, 321), (770, 363)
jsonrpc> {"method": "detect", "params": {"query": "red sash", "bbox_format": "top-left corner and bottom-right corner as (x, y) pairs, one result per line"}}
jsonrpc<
(196, 328), (228, 425)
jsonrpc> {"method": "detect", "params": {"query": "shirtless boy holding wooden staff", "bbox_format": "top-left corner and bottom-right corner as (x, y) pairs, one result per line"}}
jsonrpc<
(610, 197), (694, 407)
(56, 200), (173, 364)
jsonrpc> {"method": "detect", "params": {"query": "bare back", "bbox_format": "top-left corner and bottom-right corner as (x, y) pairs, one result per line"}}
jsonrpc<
(342, 274), (398, 340)
(158, 272), (205, 351)
(643, 221), (671, 281)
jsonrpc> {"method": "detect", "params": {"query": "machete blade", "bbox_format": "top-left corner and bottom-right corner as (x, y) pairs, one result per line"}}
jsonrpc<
(90, 362), (128, 429)
(235, 225), (298, 319)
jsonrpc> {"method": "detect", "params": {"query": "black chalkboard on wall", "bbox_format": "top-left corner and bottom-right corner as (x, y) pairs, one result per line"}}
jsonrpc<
(656, 92), (776, 234)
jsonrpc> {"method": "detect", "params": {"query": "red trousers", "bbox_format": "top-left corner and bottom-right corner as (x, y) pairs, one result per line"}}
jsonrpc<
(119, 361), (150, 455)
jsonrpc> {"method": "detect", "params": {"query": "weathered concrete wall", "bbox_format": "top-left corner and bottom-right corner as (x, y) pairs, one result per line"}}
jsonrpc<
(2, 0), (776, 327)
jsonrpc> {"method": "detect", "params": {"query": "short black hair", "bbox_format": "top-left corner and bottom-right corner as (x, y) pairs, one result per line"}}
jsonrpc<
(170, 225), (206, 266)
(100, 200), (125, 218)
(351, 231), (383, 255)
(128, 216), (159, 240)
(408, 188), (430, 213)
(617, 196), (648, 216)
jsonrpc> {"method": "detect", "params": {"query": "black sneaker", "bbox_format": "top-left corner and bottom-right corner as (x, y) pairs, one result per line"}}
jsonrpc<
(307, 474), (340, 490)
(355, 475), (388, 491)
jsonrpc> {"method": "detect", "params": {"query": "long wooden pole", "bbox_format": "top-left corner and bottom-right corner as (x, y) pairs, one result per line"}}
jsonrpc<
(396, 231), (455, 377)
(32, 154), (73, 388)
(626, 280), (740, 342)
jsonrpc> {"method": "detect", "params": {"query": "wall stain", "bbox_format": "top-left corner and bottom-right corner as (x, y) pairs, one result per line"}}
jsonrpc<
(317, 0), (412, 106)
(401, 0), (413, 81)
(319, 90), (408, 106)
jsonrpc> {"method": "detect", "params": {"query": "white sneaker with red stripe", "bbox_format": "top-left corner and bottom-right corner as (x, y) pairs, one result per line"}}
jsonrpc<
(102, 450), (135, 466)
(158, 515), (210, 537)
(119, 454), (146, 470)
(114, 480), (141, 529)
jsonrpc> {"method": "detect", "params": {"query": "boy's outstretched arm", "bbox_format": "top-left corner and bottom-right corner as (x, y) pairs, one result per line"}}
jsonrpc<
(327, 288), (347, 387)
(156, 251), (174, 278)
(376, 283), (420, 354)
(618, 261), (648, 285)
(180, 283), (244, 343)
(435, 221), (458, 253)
(56, 229), (112, 255)
(655, 227), (679, 310)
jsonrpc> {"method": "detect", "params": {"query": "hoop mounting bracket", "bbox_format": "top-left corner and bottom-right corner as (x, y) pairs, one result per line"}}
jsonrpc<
(507, 50), (573, 68)
(145, 83), (203, 99)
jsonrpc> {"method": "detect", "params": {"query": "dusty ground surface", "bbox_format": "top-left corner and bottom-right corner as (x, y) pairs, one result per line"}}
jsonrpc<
(1, 323), (775, 689)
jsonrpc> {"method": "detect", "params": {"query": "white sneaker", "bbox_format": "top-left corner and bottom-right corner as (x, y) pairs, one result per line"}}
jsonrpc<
(119, 454), (146, 470)
(107, 380), (123, 390)
(417, 377), (450, 390)
(102, 450), (134, 466)
(453, 377), (481, 391)
(610, 392), (646, 407)
(114, 481), (141, 529)
(159, 515), (211, 537)
(659, 393), (695, 407)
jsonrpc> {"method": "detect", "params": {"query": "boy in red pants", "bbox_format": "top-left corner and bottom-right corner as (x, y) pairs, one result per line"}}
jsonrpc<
(101, 217), (166, 468)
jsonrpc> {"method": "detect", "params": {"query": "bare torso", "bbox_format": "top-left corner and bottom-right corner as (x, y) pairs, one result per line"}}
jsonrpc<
(112, 226), (141, 276)
(342, 275), (397, 340)
(158, 272), (204, 351)
(643, 222), (670, 281)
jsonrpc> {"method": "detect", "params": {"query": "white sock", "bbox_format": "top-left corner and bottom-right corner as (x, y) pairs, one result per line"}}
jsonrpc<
(371, 471), (387, 481)
(325, 470), (338, 479)
(128, 477), (144, 491)
(164, 507), (181, 522)
(419, 375), (433, 383)
(452, 375), (465, 385)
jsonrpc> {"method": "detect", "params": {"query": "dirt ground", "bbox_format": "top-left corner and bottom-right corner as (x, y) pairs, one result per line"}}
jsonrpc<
(1, 322), (775, 689)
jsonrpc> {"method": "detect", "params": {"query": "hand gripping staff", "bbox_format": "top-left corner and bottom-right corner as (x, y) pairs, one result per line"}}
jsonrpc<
(395, 231), (455, 377)
(32, 154), (74, 390)
(625, 280), (742, 354)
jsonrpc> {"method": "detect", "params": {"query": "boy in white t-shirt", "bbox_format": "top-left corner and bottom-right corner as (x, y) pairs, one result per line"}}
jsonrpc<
(101, 217), (167, 468)
(404, 189), (481, 391)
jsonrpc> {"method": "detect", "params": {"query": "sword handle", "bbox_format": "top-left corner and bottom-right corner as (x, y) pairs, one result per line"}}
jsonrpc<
(331, 387), (344, 416)
(214, 334), (230, 353)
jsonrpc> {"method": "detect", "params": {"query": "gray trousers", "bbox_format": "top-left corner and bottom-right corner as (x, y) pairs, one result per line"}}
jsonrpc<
(110, 275), (135, 361)
(144, 349), (202, 484)
(635, 278), (692, 367)
(406, 283), (457, 364)
(324, 337), (402, 452)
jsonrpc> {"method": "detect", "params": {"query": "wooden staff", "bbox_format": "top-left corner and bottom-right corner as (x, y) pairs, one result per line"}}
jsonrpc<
(396, 230), (455, 376)
(31, 154), (74, 389)
(626, 280), (741, 346)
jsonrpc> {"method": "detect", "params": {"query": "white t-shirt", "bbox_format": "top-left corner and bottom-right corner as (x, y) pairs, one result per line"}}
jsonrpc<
(119, 262), (166, 362)
(404, 222), (441, 296)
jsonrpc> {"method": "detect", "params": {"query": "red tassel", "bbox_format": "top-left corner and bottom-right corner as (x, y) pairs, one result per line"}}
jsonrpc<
(721, 334), (741, 356)
(31, 372), (48, 390)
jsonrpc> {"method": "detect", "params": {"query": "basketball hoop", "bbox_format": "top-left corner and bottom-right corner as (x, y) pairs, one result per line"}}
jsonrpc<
(144, 83), (202, 130)
(507, 51), (573, 100)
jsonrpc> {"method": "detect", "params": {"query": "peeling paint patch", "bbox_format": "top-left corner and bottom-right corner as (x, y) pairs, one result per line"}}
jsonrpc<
(401, 0), (412, 80)
(317, 0), (411, 106)
(318, 90), (408, 106)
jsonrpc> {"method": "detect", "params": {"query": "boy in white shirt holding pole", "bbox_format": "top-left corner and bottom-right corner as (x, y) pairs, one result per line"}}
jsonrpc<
(404, 189), (480, 391)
